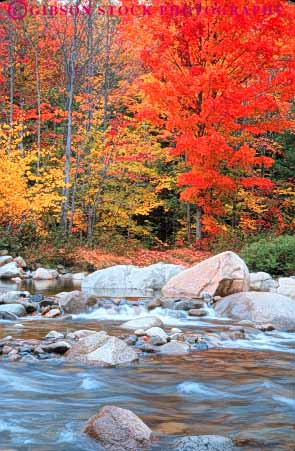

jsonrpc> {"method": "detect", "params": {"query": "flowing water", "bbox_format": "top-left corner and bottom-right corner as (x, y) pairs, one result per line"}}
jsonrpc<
(0, 281), (294, 450)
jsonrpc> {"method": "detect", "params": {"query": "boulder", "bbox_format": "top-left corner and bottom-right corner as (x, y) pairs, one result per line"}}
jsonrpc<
(0, 304), (26, 317)
(58, 290), (93, 314)
(81, 262), (184, 297)
(45, 331), (64, 340)
(0, 255), (13, 267)
(145, 327), (168, 341)
(162, 252), (249, 298)
(84, 406), (152, 450)
(0, 262), (22, 279)
(41, 341), (71, 354)
(249, 272), (277, 292)
(14, 256), (27, 268)
(214, 292), (295, 331)
(32, 268), (59, 280)
(66, 329), (98, 340)
(158, 341), (190, 355)
(277, 277), (295, 301)
(67, 333), (138, 366)
(121, 316), (164, 331)
(72, 272), (87, 281)
(86, 337), (138, 366)
(0, 291), (30, 303)
(44, 308), (61, 318)
(67, 331), (110, 357)
(171, 435), (235, 451)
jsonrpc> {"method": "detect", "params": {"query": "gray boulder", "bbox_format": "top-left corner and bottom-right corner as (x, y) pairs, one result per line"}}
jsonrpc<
(158, 341), (190, 355)
(0, 256), (13, 267)
(214, 292), (295, 331)
(84, 405), (152, 450)
(0, 304), (26, 317)
(276, 277), (295, 300)
(33, 268), (59, 280)
(57, 290), (96, 314)
(0, 291), (30, 303)
(121, 316), (164, 331)
(82, 262), (184, 297)
(86, 336), (138, 366)
(171, 435), (235, 451)
(66, 332), (138, 366)
(0, 262), (22, 279)
(249, 272), (277, 292)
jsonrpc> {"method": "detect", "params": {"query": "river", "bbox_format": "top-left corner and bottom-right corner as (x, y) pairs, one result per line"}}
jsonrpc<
(0, 280), (294, 450)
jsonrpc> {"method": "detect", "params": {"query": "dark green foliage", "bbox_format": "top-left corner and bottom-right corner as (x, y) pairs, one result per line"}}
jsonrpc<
(241, 235), (295, 276)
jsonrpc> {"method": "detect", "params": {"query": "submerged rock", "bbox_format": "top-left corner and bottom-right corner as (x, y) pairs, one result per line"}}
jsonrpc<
(214, 292), (295, 331)
(162, 252), (249, 298)
(84, 405), (152, 450)
(121, 316), (164, 331)
(171, 435), (235, 451)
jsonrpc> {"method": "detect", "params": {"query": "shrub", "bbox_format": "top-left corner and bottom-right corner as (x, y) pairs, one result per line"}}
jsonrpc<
(240, 235), (295, 276)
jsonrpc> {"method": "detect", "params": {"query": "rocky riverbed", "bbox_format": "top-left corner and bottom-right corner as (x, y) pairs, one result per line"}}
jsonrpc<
(0, 251), (294, 450)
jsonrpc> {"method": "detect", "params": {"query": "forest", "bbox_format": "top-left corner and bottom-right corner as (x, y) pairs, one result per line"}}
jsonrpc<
(0, 0), (294, 269)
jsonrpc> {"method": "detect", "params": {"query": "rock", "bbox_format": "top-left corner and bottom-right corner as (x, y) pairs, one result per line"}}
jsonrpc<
(249, 272), (276, 292)
(0, 291), (30, 303)
(162, 251), (249, 298)
(30, 294), (44, 303)
(214, 292), (295, 331)
(67, 332), (138, 366)
(72, 272), (87, 281)
(0, 311), (18, 320)
(171, 327), (182, 334)
(277, 277), (295, 300)
(149, 336), (166, 346)
(158, 341), (190, 355)
(145, 327), (168, 341)
(32, 268), (59, 280)
(121, 316), (164, 331)
(125, 335), (138, 346)
(0, 262), (22, 279)
(188, 309), (207, 317)
(0, 250), (9, 256)
(0, 304), (26, 317)
(255, 323), (275, 332)
(44, 308), (61, 318)
(171, 435), (235, 451)
(84, 405), (152, 450)
(66, 331), (110, 357)
(66, 329), (98, 340)
(81, 262), (184, 297)
(41, 341), (71, 354)
(45, 331), (64, 340)
(174, 300), (196, 311)
(58, 290), (91, 314)
(146, 298), (161, 310)
(0, 255), (13, 267)
(134, 329), (146, 336)
(86, 336), (138, 366)
(14, 256), (27, 268)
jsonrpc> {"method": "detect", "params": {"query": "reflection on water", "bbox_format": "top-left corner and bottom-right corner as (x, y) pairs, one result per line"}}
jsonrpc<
(0, 278), (81, 296)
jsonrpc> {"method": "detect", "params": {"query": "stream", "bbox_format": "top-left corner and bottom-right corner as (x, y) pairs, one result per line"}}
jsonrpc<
(0, 280), (294, 450)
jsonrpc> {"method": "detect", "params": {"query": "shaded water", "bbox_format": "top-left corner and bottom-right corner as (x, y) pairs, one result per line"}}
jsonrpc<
(0, 279), (294, 450)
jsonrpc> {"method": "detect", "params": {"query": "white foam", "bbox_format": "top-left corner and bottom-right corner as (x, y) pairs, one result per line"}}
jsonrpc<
(272, 395), (295, 408)
(177, 381), (228, 398)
